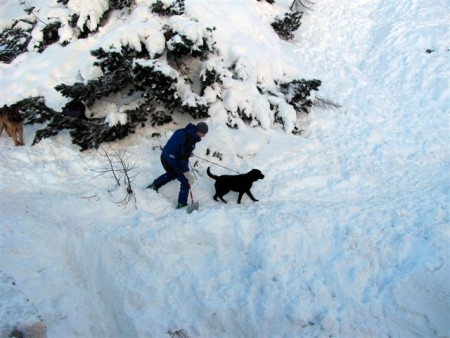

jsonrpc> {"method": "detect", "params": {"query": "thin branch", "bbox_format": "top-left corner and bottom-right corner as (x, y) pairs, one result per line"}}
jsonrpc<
(92, 146), (139, 208)
(290, 0), (315, 12)
(314, 95), (342, 109)
(19, 0), (48, 26)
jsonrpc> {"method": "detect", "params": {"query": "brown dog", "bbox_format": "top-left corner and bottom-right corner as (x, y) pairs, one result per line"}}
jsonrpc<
(0, 105), (24, 146)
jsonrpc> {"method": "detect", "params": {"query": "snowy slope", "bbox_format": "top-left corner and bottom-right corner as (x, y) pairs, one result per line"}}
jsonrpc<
(1, 0), (449, 337)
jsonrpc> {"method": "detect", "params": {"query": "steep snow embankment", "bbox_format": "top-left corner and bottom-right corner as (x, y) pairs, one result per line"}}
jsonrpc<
(0, 0), (449, 337)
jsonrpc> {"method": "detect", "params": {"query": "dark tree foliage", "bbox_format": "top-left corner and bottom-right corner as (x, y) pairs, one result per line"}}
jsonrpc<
(165, 26), (216, 60)
(278, 78), (321, 113)
(10, 97), (55, 124)
(181, 100), (209, 119)
(133, 62), (209, 119)
(55, 46), (145, 105)
(271, 11), (303, 40)
(12, 97), (170, 151)
(109, 0), (135, 10)
(37, 38), (210, 149)
(0, 20), (33, 63)
(1, 0), (113, 63)
(93, 45), (149, 72)
(200, 67), (222, 95)
(132, 61), (181, 110)
(67, 118), (132, 151)
(34, 21), (62, 52)
(151, 0), (185, 16)
(3, 0), (323, 149)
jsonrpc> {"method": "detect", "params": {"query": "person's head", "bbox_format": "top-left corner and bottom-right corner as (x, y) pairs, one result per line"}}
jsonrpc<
(196, 122), (208, 138)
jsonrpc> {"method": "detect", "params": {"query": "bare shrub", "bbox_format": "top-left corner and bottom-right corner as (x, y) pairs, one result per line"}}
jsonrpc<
(93, 146), (139, 207)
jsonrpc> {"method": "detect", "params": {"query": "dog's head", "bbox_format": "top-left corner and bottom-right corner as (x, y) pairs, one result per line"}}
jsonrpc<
(249, 169), (264, 181)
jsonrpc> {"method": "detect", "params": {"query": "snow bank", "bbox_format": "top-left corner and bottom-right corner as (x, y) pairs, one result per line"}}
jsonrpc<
(0, 0), (449, 337)
(0, 272), (47, 338)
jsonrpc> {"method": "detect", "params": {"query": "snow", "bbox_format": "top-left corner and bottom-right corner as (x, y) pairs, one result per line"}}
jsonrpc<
(67, 0), (109, 32)
(105, 111), (128, 127)
(1, 0), (449, 337)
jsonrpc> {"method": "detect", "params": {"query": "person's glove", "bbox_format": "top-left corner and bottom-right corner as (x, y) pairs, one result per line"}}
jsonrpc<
(184, 171), (195, 186)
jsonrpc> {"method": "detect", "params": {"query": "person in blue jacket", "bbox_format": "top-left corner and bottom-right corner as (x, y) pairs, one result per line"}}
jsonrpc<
(147, 122), (209, 209)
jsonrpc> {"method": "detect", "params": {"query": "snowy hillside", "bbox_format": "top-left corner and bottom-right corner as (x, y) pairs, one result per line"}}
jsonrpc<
(1, 0), (449, 337)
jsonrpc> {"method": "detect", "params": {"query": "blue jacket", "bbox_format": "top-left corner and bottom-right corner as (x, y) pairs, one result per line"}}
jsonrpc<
(161, 123), (201, 174)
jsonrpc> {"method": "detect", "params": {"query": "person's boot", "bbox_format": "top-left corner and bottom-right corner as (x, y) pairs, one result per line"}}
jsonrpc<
(176, 203), (187, 209)
(146, 183), (158, 192)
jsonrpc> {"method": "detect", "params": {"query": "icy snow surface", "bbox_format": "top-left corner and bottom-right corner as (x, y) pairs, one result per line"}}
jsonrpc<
(0, 0), (449, 337)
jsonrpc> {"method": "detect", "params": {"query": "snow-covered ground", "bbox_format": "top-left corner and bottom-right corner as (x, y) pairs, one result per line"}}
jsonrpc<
(1, 0), (449, 337)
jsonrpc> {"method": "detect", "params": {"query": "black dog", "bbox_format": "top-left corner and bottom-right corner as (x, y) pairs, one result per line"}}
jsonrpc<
(62, 99), (87, 120)
(207, 167), (264, 204)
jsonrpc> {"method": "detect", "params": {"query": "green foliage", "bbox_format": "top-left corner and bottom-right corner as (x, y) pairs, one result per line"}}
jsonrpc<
(56, 81), (104, 106)
(3, 0), (324, 150)
(13, 96), (169, 151)
(200, 67), (222, 95)
(132, 61), (181, 110)
(10, 97), (55, 124)
(278, 78), (321, 113)
(271, 10), (303, 40)
(165, 26), (216, 60)
(151, 0), (185, 16)
(55, 46), (143, 105)
(0, 19), (34, 63)
(34, 21), (62, 52)
(110, 0), (135, 10)
(181, 101), (209, 119)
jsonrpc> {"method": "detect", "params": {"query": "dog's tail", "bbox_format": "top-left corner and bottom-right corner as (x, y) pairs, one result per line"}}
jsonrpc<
(206, 166), (219, 180)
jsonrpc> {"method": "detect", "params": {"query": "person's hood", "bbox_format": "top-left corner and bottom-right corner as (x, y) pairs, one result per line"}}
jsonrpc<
(185, 123), (201, 142)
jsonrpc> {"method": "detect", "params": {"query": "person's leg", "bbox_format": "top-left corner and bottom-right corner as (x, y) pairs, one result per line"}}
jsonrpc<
(150, 155), (177, 189)
(153, 171), (176, 188)
(176, 173), (190, 207)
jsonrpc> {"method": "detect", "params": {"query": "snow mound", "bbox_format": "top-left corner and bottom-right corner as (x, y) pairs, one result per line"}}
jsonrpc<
(0, 271), (47, 338)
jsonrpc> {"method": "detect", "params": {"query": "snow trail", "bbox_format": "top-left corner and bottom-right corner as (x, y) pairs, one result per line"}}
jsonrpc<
(1, 0), (449, 337)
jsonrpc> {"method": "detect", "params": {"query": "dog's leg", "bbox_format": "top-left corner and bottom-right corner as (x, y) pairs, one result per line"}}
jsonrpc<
(0, 120), (4, 135)
(213, 193), (228, 203)
(10, 125), (19, 146)
(246, 190), (259, 202)
(5, 123), (13, 138)
(17, 124), (24, 146)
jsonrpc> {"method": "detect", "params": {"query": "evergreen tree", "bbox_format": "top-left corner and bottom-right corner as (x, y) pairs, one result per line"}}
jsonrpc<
(278, 78), (321, 113)
(151, 0), (185, 16)
(271, 11), (303, 40)
(165, 25), (216, 61)
(3, 0), (323, 150)
(0, 19), (33, 63)
(110, 0), (135, 10)
(55, 46), (145, 105)
(132, 61), (181, 111)
(33, 21), (62, 52)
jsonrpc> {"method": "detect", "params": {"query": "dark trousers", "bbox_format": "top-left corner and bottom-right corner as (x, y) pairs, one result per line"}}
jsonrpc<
(153, 155), (190, 205)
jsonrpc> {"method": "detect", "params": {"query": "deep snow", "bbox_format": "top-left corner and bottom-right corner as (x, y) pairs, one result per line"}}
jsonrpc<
(1, 0), (449, 337)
